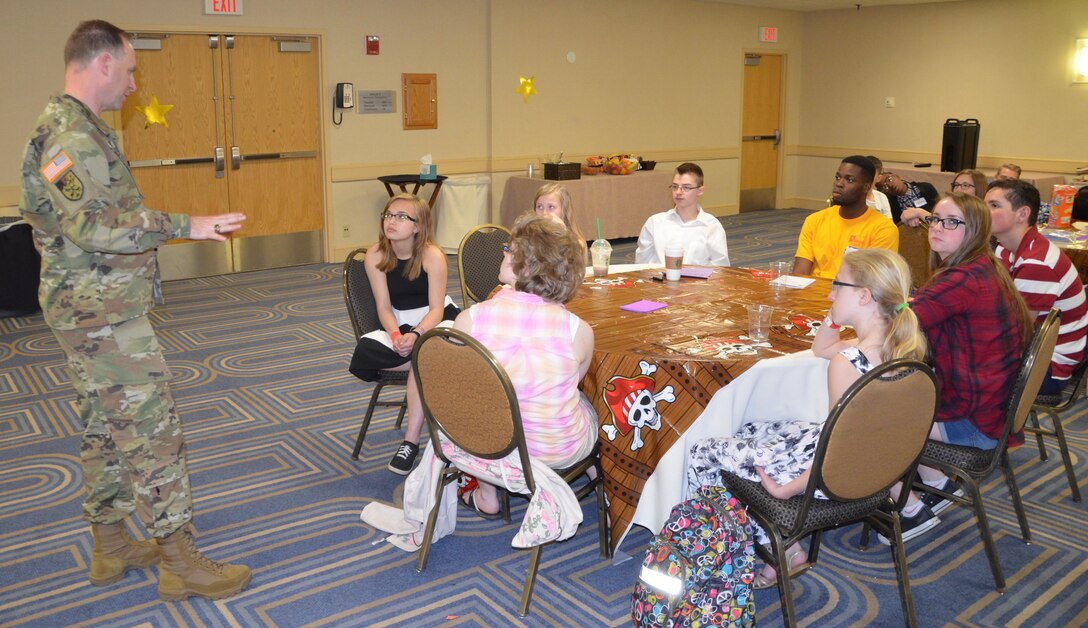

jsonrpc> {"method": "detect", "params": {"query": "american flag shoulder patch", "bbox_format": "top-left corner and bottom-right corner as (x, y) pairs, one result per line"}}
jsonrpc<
(41, 151), (74, 184)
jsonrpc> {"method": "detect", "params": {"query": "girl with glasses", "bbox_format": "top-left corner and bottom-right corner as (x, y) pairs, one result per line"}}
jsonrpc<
(688, 248), (927, 587)
(348, 193), (460, 475)
(950, 169), (987, 198)
(886, 192), (1032, 542)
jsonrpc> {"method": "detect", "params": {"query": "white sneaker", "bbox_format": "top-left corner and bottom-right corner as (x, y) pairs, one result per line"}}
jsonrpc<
(879, 504), (940, 545)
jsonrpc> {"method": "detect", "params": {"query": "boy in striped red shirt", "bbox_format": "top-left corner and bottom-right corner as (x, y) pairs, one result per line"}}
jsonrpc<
(989, 179), (1088, 401)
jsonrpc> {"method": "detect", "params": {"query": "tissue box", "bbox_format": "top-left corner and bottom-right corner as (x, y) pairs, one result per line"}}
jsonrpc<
(544, 162), (581, 181)
(420, 164), (437, 180)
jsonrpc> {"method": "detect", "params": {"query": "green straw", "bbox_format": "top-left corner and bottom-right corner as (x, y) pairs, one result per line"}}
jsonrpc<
(596, 218), (602, 241)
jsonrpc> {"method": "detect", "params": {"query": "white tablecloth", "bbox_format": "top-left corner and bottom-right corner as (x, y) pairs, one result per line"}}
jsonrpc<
(626, 350), (830, 540)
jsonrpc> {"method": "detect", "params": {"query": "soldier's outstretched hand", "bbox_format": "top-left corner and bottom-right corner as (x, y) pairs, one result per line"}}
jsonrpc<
(191, 213), (246, 241)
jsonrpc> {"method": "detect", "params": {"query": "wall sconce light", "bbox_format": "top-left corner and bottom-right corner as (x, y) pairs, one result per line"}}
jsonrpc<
(1075, 38), (1088, 83)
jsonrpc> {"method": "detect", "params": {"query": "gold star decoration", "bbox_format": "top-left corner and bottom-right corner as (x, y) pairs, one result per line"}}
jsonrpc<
(136, 95), (174, 129)
(515, 76), (538, 103)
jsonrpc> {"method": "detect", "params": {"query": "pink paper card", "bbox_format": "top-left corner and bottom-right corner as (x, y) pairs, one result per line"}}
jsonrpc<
(620, 299), (668, 313)
(680, 267), (714, 279)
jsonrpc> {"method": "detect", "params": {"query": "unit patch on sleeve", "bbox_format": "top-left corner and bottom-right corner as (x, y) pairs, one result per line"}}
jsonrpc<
(57, 170), (84, 201)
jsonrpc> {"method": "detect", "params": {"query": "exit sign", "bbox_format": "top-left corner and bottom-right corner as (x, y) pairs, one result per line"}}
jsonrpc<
(205, 0), (243, 15)
(759, 26), (778, 43)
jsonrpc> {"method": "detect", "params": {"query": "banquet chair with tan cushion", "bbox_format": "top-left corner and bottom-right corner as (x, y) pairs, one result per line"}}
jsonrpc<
(909, 309), (1059, 593)
(722, 359), (938, 628)
(457, 224), (511, 308)
(342, 248), (407, 459)
(897, 223), (931, 288)
(1027, 358), (1085, 503)
(411, 327), (609, 617)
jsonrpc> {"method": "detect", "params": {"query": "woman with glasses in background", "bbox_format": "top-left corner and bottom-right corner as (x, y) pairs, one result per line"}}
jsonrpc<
(950, 168), (988, 198)
(884, 192), (1033, 543)
(348, 193), (460, 475)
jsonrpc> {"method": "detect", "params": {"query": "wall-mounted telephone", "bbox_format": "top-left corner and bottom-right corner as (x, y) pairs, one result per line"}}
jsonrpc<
(333, 82), (354, 125)
(335, 83), (354, 108)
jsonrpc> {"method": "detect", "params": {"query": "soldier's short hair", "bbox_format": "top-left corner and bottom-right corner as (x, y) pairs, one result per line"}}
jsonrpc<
(64, 20), (129, 68)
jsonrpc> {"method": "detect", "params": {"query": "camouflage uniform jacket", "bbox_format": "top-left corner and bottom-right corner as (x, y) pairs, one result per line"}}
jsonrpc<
(19, 95), (191, 330)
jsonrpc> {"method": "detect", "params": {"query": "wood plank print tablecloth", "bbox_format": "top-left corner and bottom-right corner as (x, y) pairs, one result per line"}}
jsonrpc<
(565, 266), (837, 550)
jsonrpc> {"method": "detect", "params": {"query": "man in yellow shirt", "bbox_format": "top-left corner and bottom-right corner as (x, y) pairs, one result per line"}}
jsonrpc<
(794, 156), (898, 279)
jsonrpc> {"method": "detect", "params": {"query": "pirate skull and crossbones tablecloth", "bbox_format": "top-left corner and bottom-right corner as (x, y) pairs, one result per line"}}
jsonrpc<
(567, 266), (841, 550)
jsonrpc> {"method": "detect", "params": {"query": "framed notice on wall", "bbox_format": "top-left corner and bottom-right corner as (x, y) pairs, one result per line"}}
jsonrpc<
(359, 90), (395, 114)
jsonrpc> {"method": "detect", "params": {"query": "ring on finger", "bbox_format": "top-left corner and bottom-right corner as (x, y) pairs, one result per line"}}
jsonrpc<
(214, 224), (221, 233)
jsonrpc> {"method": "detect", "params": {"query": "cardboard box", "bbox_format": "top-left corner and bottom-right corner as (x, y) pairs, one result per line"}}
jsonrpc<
(543, 162), (580, 181)
(1049, 185), (1077, 229)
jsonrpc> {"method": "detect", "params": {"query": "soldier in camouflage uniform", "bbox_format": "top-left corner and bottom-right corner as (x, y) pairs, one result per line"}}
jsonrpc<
(19, 20), (250, 601)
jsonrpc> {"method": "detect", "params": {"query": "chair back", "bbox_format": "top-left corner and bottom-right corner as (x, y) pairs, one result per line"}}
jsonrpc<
(897, 223), (931, 288)
(342, 248), (382, 340)
(815, 359), (938, 502)
(458, 224), (511, 308)
(412, 327), (534, 484)
(1006, 309), (1060, 437)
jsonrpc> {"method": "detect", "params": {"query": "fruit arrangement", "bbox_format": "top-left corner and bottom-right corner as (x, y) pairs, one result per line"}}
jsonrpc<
(603, 154), (639, 175)
(583, 155), (605, 175)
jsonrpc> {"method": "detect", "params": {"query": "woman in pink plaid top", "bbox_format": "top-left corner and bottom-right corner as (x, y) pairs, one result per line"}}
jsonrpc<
(452, 214), (596, 517)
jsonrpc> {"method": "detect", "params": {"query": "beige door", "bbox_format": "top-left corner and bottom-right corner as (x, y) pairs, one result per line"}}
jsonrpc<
(120, 33), (324, 279)
(739, 53), (783, 212)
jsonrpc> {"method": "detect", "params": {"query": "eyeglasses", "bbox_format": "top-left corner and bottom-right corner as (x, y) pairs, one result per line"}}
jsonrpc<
(668, 184), (701, 192)
(831, 280), (863, 290)
(951, 182), (976, 190)
(382, 211), (418, 223)
(501, 243), (512, 253)
(922, 215), (967, 230)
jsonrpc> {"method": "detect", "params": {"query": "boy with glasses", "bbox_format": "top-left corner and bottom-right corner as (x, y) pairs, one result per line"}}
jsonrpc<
(634, 162), (730, 266)
(879, 172), (939, 225)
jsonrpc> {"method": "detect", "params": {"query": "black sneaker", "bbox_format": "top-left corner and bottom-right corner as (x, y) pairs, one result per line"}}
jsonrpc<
(919, 478), (965, 516)
(388, 441), (419, 475)
(879, 504), (939, 545)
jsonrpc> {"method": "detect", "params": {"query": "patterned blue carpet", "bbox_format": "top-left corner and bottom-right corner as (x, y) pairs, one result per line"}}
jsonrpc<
(2, 208), (1086, 626)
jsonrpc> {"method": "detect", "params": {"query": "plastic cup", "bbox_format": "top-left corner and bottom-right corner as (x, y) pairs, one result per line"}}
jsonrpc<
(591, 238), (612, 277)
(769, 260), (792, 283)
(664, 245), (683, 281)
(746, 304), (774, 342)
(592, 250), (611, 277)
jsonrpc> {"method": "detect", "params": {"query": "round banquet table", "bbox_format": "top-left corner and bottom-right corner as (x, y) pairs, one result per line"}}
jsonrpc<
(565, 265), (840, 550)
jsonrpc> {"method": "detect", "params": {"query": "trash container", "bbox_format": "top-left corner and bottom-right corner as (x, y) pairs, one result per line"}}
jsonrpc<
(434, 174), (491, 254)
(0, 218), (42, 317)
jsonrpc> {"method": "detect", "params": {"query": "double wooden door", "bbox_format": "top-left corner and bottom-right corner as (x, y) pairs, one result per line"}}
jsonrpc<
(120, 32), (323, 279)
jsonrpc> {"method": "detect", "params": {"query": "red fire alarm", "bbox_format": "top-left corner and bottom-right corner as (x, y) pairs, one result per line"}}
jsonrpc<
(366, 35), (380, 55)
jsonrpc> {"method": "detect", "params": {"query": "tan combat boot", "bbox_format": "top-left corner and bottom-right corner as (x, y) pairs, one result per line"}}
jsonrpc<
(90, 522), (160, 586)
(157, 524), (251, 601)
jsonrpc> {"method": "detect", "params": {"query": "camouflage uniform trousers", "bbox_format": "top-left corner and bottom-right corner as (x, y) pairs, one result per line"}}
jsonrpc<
(52, 315), (193, 538)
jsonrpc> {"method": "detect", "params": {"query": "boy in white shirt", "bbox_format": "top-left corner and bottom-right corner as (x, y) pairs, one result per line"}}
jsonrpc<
(635, 162), (730, 266)
(865, 155), (893, 220)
